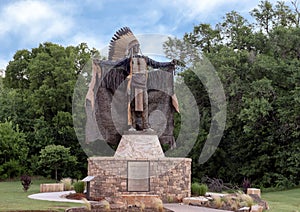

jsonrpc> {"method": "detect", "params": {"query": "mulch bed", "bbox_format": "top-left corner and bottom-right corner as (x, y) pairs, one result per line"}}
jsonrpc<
(65, 192), (87, 200)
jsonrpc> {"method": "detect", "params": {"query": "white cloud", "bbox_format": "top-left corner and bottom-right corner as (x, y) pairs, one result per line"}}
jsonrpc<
(67, 32), (106, 51)
(0, 1), (74, 43)
(166, 0), (267, 25)
(137, 34), (171, 56)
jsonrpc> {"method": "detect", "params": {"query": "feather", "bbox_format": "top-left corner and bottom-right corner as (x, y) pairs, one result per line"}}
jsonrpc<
(108, 27), (139, 61)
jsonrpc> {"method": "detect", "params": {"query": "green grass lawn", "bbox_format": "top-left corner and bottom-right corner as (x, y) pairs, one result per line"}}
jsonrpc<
(262, 188), (300, 212)
(0, 178), (83, 212)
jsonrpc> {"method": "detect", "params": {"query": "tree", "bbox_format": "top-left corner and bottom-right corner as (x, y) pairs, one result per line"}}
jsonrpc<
(0, 121), (28, 179)
(220, 11), (254, 50)
(164, 1), (300, 188)
(38, 144), (77, 181)
(291, 0), (300, 27)
(2, 42), (97, 179)
(273, 1), (295, 27)
(251, 0), (274, 33)
(184, 23), (221, 53)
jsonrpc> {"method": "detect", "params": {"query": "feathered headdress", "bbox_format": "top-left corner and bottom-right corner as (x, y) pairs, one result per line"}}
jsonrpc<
(108, 27), (139, 61)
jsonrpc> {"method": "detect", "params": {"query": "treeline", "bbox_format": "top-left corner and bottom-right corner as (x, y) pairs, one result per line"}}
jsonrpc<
(164, 0), (300, 189)
(0, 43), (97, 179)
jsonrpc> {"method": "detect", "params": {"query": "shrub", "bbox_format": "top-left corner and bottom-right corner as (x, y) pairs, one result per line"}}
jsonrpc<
(191, 182), (208, 196)
(199, 183), (208, 196)
(242, 178), (251, 193)
(20, 175), (32, 192)
(213, 196), (223, 208)
(239, 194), (254, 207)
(74, 181), (85, 193)
(191, 182), (201, 196)
(60, 178), (72, 191)
(202, 176), (227, 192)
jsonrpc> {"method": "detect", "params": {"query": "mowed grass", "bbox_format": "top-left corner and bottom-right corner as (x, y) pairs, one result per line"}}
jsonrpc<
(262, 188), (300, 212)
(0, 178), (83, 211)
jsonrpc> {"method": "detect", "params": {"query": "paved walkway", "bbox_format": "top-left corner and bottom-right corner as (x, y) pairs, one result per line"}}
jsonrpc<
(28, 191), (84, 203)
(164, 204), (232, 212)
(28, 191), (232, 212)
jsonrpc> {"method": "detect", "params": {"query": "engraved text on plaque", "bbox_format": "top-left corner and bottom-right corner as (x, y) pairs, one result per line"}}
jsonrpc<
(127, 161), (150, 192)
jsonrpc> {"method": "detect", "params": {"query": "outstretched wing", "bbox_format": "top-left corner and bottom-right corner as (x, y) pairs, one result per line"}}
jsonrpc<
(108, 27), (139, 61)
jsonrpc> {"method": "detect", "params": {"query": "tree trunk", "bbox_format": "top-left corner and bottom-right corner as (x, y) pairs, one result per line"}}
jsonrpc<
(55, 168), (58, 182)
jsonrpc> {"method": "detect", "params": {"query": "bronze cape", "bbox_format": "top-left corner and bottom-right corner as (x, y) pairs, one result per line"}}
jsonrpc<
(85, 56), (178, 148)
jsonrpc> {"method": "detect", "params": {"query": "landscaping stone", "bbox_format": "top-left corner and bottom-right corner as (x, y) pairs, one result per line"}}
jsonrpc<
(182, 196), (209, 206)
(239, 206), (250, 211)
(120, 194), (161, 208)
(206, 192), (229, 198)
(249, 194), (269, 210)
(250, 205), (263, 212)
(40, 183), (64, 192)
(247, 188), (261, 198)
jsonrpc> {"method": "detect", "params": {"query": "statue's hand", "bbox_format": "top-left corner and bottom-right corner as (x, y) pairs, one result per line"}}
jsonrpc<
(171, 59), (177, 65)
(172, 59), (185, 67)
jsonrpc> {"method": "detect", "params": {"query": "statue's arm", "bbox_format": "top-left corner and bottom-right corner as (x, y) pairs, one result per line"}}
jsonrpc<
(95, 57), (130, 67)
(146, 57), (175, 69)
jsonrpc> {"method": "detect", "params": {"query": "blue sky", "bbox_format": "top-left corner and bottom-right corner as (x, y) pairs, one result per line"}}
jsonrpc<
(0, 0), (289, 70)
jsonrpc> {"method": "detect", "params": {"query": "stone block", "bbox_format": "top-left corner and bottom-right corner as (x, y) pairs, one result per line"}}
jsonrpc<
(40, 183), (64, 192)
(183, 197), (209, 206)
(250, 205), (263, 212)
(121, 194), (161, 208)
(247, 188), (261, 198)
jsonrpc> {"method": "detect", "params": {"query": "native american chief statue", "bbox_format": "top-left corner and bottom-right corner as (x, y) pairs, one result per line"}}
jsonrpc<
(85, 27), (179, 148)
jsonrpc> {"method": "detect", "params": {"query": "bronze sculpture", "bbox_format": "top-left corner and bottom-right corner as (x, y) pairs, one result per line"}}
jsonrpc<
(85, 27), (179, 148)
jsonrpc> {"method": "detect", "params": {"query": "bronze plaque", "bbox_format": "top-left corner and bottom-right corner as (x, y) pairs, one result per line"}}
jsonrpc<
(127, 161), (150, 192)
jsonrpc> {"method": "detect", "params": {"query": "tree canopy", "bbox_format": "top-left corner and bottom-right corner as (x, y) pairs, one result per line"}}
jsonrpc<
(1, 42), (97, 179)
(164, 0), (300, 188)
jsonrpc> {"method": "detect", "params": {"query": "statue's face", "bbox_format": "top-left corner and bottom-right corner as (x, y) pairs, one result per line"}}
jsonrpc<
(132, 44), (140, 55)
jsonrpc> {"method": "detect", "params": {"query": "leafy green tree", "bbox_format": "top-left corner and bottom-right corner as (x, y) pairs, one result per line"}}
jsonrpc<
(4, 49), (31, 90)
(164, 0), (300, 188)
(291, 0), (300, 27)
(273, 1), (295, 27)
(0, 121), (28, 179)
(251, 0), (274, 33)
(184, 23), (221, 53)
(2, 42), (97, 179)
(220, 11), (253, 50)
(38, 144), (77, 181)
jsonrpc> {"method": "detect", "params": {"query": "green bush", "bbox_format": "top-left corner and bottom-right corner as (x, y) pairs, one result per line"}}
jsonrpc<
(199, 183), (208, 196)
(191, 182), (208, 196)
(191, 182), (201, 196)
(73, 181), (85, 193)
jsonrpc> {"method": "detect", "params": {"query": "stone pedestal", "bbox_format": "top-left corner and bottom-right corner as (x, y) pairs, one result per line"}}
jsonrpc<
(114, 132), (164, 159)
(88, 133), (191, 202)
